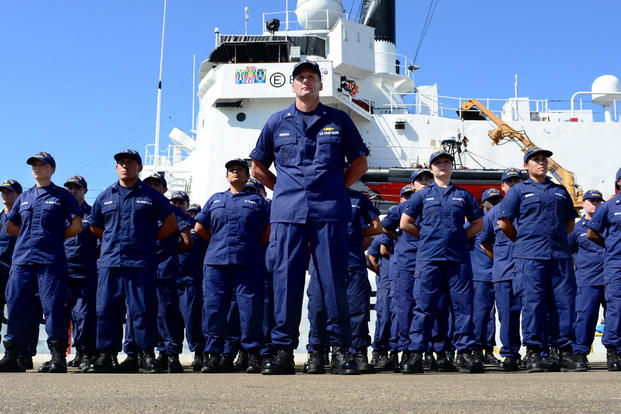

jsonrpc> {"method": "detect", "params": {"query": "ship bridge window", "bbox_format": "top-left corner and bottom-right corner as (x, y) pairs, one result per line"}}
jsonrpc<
(209, 35), (326, 64)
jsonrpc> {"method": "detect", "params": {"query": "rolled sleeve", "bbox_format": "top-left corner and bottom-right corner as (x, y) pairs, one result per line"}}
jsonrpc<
(341, 114), (369, 163)
(381, 205), (401, 230)
(7, 197), (22, 226)
(465, 192), (484, 222)
(480, 214), (495, 245)
(250, 116), (276, 168)
(63, 191), (83, 225)
(403, 192), (423, 219)
(90, 198), (104, 228)
(195, 199), (212, 229)
(588, 204), (607, 234)
(499, 185), (520, 221)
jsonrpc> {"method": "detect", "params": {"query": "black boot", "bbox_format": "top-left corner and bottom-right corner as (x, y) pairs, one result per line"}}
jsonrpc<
(401, 351), (424, 374)
(370, 350), (380, 367)
(167, 354), (184, 373)
(85, 351), (113, 373)
(18, 355), (33, 370)
(544, 347), (560, 372)
(111, 353), (120, 373)
(498, 355), (520, 372)
(156, 351), (168, 371)
(201, 353), (221, 373)
(48, 340), (68, 373)
(396, 351), (410, 373)
(376, 351), (389, 370)
(118, 353), (140, 373)
(559, 347), (587, 372)
(306, 349), (326, 374)
(322, 349), (330, 366)
(331, 347), (360, 375)
(524, 347), (543, 373)
(423, 352), (438, 371)
(435, 351), (457, 372)
(78, 352), (94, 372)
(234, 350), (248, 372)
(68, 350), (84, 368)
(457, 350), (485, 373)
(354, 348), (375, 374)
(246, 350), (262, 374)
(262, 348), (295, 375)
(220, 354), (236, 373)
(607, 347), (621, 371)
(483, 348), (501, 365)
(0, 341), (26, 372)
(38, 359), (52, 373)
(385, 351), (399, 372)
(191, 352), (203, 372)
(141, 349), (162, 373)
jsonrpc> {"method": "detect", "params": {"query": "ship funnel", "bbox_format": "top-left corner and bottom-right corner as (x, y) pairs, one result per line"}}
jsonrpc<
(296, 0), (344, 30)
(360, 0), (395, 44)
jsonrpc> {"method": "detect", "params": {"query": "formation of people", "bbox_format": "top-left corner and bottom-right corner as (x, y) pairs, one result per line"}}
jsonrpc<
(0, 60), (619, 375)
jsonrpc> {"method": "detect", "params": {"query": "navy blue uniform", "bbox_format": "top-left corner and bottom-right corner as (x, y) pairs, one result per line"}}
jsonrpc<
(0, 210), (17, 343)
(469, 225), (496, 351)
(588, 193), (621, 349)
(90, 180), (173, 353)
(368, 234), (395, 352)
(5, 184), (82, 350)
(403, 183), (483, 352)
(251, 102), (368, 350)
(500, 178), (579, 351)
(568, 216), (605, 355)
(64, 202), (98, 353)
(481, 203), (521, 358)
(196, 189), (270, 354)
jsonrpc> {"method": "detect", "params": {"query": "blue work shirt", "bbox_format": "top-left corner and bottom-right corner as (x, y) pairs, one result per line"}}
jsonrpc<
(0, 210), (17, 270)
(368, 234), (392, 280)
(381, 202), (420, 270)
(588, 193), (621, 270)
(403, 182), (483, 263)
(250, 102), (369, 224)
(90, 180), (174, 268)
(8, 183), (82, 266)
(196, 189), (270, 266)
(156, 205), (191, 279)
(64, 202), (98, 278)
(179, 216), (208, 284)
(480, 202), (516, 282)
(567, 216), (604, 286)
(468, 222), (492, 282)
(499, 178), (578, 260)
(348, 189), (380, 269)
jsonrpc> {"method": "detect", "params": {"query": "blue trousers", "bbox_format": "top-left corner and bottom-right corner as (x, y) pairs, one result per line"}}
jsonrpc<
(515, 258), (575, 350)
(494, 280), (521, 357)
(372, 271), (393, 352)
(203, 264), (264, 353)
(409, 260), (475, 352)
(5, 264), (68, 349)
(395, 268), (415, 351)
(473, 281), (496, 350)
(178, 280), (205, 353)
(262, 275), (275, 355)
(223, 295), (241, 356)
(67, 276), (97, 352)
(0, 266), (8, 342)
(268, 222), (351, 350)
(154, 278), (185, 354)
(573, 285), (605, 354)
(603, 268), (621, 348)
(96, 266), (159, 353)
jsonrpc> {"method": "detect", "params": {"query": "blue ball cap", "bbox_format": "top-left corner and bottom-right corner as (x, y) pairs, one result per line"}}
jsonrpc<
(170, 190), (190, 203)
(114, 149), (143, 165)
(501, 168), (523, 182)
(27, 151), (56, 168)
(292, 60), (321, 79)
(187, 203), (201, 212)
(616, 167), (621, 182)
(144, 172), (167, 188)
(583, 189), (603, 201)
(429, 150), (454, 166)
(225, 158), (249, 174)
(482, 188), (502, 202)
(64, 175), (88, 189)
(0, 179), (23, 194)
(410, 168), (432, 183)
(400, 184), (415, 197)
(523, 147), (553, 163)
(245, 176), (263, 192)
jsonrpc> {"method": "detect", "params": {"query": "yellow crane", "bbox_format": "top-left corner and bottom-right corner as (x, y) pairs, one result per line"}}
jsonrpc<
(460, 99), (583, 208)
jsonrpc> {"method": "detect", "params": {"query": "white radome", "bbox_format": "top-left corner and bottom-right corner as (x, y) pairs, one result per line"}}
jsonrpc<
(295, 0), (344, 30)
(591, 74), (621, 106)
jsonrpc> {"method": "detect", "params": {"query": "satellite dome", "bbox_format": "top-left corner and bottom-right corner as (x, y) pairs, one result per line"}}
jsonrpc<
(296, 0), (344, 30)
(591, 75), (621, 106)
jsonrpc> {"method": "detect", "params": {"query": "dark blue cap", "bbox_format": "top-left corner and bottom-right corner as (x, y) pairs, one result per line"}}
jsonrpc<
(429, 150), (454, 165)
(144, 172), (167, 188)
(523, 147), (553, 163)
(170, 190), (190, 203)
(410, 168), (432, 183)
(187, 203), (201, 212)
(27, 151), (56, 168)
(245, 176), (264, 192)
(482, 188), (502, 202)
(583, 189), (604, 201)
(400, 184), (415, 196)
(616, 167), (621, 182)
(64, 175), (88, 189)
(114, 149), (142, 165)
(0, 179), (22, 194)
(225, 158), (249, 174)
(292, 60), (321, 78)
(501, 168), (523, 182)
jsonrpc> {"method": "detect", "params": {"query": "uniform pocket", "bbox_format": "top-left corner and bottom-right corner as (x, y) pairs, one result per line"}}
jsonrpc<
(274, 136), (300, 168)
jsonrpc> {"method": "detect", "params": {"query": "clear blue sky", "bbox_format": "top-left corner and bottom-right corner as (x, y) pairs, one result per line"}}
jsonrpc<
(1, 0), (619, 203)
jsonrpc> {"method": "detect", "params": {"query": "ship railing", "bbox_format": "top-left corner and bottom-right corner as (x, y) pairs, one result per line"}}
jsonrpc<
(374, 51), (416, 79)
(144, 144), (189, 169)
(261, 10), (355, 34)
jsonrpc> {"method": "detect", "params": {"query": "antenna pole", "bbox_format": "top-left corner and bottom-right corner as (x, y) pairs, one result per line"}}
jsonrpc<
(192, 54), (196, 131)
(245, 6), (249, 35)
(154, 0), (167, 170)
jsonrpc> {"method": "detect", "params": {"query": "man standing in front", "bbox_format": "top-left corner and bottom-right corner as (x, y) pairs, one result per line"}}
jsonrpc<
(251, 60), (369, 375)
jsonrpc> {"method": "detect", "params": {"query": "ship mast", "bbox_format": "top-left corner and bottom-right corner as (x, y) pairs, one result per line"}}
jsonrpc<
(154, 0), (167, 171)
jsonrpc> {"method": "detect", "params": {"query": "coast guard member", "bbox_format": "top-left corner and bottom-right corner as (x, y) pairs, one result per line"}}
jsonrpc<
(86, 149), (177, 374)
(187, 203), (201, 218)
(63, 176), (99, 372)
(400, 150), (484, 374)
(568, 190), (606, 368)
(480, 168), (523, 371)
(250, 60), (369, 374)
(499, 147), (585, 372)
(587, 168), (621, 371)
(194, 159), (270, 374)
(0, 152), (83, 373)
